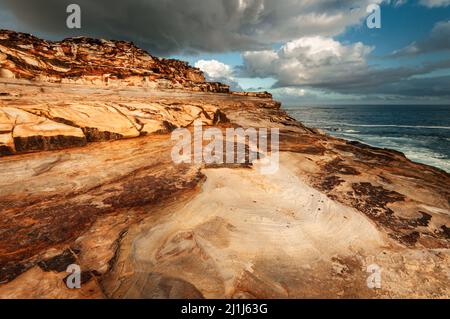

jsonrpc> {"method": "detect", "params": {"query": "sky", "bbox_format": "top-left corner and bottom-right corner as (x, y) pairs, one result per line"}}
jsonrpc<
(0, 0), (449, 105)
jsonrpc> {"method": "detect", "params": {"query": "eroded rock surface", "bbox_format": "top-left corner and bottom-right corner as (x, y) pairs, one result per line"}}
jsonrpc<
(0, 81), (232, 156)
(0, 31), (448, 299)
(0, 29), (229, 92)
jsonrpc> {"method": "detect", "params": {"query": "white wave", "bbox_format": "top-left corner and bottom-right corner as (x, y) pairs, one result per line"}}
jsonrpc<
(330, 133), (450, 172)
(403, 151), (450, 173)
(336, 123), (450, 130)
(343, 129), (360, 133)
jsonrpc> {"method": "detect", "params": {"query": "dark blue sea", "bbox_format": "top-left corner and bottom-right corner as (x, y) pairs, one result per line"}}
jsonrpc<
(285, 105), (450, 173)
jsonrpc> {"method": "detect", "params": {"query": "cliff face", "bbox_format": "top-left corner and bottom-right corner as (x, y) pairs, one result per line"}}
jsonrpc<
(0, 29), (229, 92)
(0, 82), (236, 157)
(0, 31), (449, 299)
(0, 30), (254, 157)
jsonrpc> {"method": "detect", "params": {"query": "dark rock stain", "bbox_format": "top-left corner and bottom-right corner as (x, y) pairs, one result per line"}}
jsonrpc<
(81, 128), (123, 142)
(14, 135), (87, 153)
(37, 249), (77, 273)
(324, 158), (360, 176)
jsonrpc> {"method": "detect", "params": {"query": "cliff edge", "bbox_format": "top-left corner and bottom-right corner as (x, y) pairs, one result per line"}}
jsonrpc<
(0, 31), (449, 299)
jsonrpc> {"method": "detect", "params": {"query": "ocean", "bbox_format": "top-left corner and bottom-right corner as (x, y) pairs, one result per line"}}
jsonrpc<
(285, 105), (450, 173)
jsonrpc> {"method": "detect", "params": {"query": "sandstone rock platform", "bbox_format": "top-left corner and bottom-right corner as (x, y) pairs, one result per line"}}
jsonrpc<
(0, 31), (448, 299)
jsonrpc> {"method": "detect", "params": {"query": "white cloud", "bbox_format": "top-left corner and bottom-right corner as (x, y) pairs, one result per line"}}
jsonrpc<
(419, 0), (450, 7)
(240, 35), (450, 97)
(392, 0), (407, 7)
(393, 0), (450, 7)
(384, 0), (408, 7)
(195, 59), (242, 91)
(274, 87), (306, 97)
(241, 36), (373, 87)
(195, 60), (233, 79)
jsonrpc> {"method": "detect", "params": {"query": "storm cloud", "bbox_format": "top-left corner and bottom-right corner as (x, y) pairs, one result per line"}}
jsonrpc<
(391, 20), (450, 57)
(1, 0), (448, 102)
(1, 0), (381, 55)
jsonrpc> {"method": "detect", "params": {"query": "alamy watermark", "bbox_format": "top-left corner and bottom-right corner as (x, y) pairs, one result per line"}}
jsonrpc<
(171, 120), (280, 175)
(366, 263), (382, 289)
(66, 3), (381, 30)
(65, 264), (81, 289)
(367, 4), (382, 29)
(66, 4), (81, 29)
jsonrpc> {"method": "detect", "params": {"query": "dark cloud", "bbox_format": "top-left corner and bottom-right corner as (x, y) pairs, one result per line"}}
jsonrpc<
(390, 20), (450, 57)
(303, 59), (450, 95)
(2, 0), (448, 101)
(376, 75), (450, 97)
(1, 0), (380, 55)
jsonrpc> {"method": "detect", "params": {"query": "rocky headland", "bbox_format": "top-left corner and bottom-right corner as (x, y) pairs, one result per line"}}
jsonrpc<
(0, 30), (449, 299)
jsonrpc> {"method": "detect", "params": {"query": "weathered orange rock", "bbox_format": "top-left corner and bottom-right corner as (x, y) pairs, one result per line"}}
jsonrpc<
(0, 31), (448, 299)
(0, 29), (230, 93)
(0, 81), (230, 156)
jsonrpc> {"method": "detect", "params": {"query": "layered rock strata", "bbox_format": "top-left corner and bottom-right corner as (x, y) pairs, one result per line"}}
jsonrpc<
(0, 31), (448, 299)
(0, 30), (229, 92)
